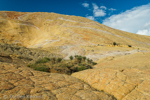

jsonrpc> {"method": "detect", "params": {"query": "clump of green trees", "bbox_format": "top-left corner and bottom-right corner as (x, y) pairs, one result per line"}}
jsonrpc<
(27, 55), (97, 75)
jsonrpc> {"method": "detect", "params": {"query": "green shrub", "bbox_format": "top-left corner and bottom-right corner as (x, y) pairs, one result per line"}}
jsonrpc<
(77, 66), (86, 71)
(61, 64), (67, 68)
(78, 63), (82, 66)
(28, 55), (95, 74)
(92, 62), (97, 65)
(74, 55), (79, 59)
(77, 56), (82, 63)
(57, 58), (62, 63)
(44, 57), (50, 60)
(69, 56), (73, 60)
(27, 64), (31, 67)
(87, 58), (90, 63)
(33, 66), (49, 72)
(128, 45), (132, 47)
(32, 63), (37, 68)
(82, 56), (86, 61)
(113, 42), (117, 46)
(70, 64), (74, 67)
(35, 57), (50, 64)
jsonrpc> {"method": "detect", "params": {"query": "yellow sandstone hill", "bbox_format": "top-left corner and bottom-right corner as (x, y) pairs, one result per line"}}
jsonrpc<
(0, 12), (150, 46)
(0, 11), (150, 59)
(0, 11), (150, 100)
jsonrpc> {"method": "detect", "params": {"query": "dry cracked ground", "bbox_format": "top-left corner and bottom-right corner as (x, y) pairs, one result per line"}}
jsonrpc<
(0, 62), (116, 100)
(72, 52), (150, 100)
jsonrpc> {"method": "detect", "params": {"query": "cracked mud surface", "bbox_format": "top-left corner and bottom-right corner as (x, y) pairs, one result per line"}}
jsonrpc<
(72, 68), (150, 100)
(0, 62), (116, 100)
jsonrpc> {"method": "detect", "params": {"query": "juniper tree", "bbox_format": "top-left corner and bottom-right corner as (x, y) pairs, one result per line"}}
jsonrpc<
(82, 56), (86, 62)
(69, 56), (73, 60)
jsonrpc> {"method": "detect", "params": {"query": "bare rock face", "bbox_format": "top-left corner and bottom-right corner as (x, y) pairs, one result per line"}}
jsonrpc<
(72, 68), (150, 100)
(0, 62), (116, 100)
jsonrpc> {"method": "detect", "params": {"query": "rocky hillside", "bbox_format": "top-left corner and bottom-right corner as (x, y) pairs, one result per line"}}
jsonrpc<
(0, 11), (150, 59)
(0, 11), (150, 100)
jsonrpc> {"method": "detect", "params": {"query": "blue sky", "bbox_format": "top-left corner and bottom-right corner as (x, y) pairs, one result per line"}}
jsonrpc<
(0, 0), (150, 36)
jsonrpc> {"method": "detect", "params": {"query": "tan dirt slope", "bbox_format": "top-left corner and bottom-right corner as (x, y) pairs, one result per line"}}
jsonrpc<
(0, 11), (150, 48)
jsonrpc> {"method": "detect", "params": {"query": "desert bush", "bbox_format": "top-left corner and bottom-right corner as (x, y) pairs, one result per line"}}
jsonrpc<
(74, 55), (79, 59)
(69, 56), (73, 60)
(87, 58), (90, 63)
(128, 45), (132, 47)
(27, 64), (31, 67)
(35, 57), (50, 64)
(77, 66), (86, 71)
(78, 63), (82, 66)
(113, 42), (117, 46)
(86, 65), (92, 69)
(33, 66), (49, 72)
(92, 62), (97, 65)
(61, 64), (67, 68)
(27, 55), (97, 74)
(77, 56), (82, 63)
(57, 58), (62, 63)
(82, 56), (86, 61)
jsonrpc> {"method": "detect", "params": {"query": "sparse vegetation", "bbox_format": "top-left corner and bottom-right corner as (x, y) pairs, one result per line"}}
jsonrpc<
(57, 58), (62, 63)
(27, 55), (97, 75)
(82, 56), (86, 61)
(76, 56), (82, 63)
(113, 42), (117, 46)
(27, 64), (31, 67)
(69, 56), (73, 60)
(33, 66), (49, 72)
(77, 66), (86, 71)
(92, 62), (97, 65)
(128, 45), (132, 47)
(35, 57), (50, 64)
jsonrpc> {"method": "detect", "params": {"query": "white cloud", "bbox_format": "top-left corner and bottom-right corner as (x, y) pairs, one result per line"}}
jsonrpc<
(86, 16), (95, 20)
(109, 8), (116, 11)
(100, 6), (107, 10)
(103, 4), (150, 36)
(92, 3), (106, 17)
(92, 3), (99, 10)
(137, 29), (150, 35)
(137, 22), (150, 35)
(93, 9), (106, 17)
(82, 3), (89, 8)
